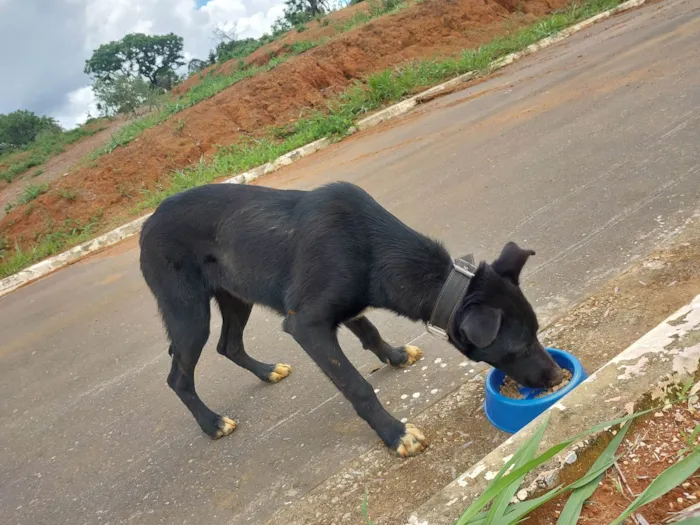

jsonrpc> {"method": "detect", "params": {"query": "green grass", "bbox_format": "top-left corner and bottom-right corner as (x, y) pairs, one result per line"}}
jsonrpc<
(0, 217), (100, 278)
(0, 124), (106, 183)
(17, 184), (48, 204)
(0, 0), (630, 279)
(333, 0), (409, 32)
(333, 10), (373, 32)
(57, 187), (78, 201)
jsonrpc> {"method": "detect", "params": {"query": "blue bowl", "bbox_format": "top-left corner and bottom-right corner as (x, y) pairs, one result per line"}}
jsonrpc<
(484, 348), (587, 434)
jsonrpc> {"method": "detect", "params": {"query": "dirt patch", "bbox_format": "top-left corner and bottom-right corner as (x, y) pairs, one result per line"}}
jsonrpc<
(0, 0), (570, 251)
(540, 225), (700, 376)
(0, 116), (129, 220)
(528, 402), (700, 524)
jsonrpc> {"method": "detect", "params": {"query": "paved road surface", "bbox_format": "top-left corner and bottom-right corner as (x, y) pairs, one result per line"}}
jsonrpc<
(1, 1), (699, 523)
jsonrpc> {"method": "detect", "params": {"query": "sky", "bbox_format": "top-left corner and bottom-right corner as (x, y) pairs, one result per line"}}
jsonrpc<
(0, 0), (286, 128)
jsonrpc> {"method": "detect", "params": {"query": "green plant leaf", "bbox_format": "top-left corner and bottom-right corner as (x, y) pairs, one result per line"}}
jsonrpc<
(673, 518), (700, 525)
(456, 410), (651, 525)
(556, 423), (631, 524)
(486, 414), (551, 523)
(463, 456), (622, 525)
(362, 489), (374, 525)
(611, 449), (700, 525)
(688, 424), (700, 447)
(492, 454), (623, 525)
(456, 416), (552, 525)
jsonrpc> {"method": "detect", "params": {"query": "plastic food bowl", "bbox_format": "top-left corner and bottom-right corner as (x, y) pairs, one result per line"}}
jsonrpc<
(484, 348), (587, 434)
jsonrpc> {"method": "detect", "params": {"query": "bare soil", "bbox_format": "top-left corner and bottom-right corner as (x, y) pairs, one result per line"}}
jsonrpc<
(0, 116), (129, 220)
(0, 0), (570, 250)
(528, 403), (700, 524)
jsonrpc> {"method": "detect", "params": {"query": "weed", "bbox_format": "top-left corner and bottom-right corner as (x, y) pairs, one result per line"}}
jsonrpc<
(117, 182), (134, 199)
(18, 184), (48, 204)
(296, 24), (308, 32)
(32, 169), (43, 178)
(289, 38), (328, 54)
(4, 202), (15, 214)
(58, 187), (78, 201)
(368, 0), (404, 17)
(0, 216), (101, 278)
(174, 118), (186, 136)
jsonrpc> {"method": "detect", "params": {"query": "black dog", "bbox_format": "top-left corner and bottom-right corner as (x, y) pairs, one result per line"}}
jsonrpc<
(139, 181), (562, 456)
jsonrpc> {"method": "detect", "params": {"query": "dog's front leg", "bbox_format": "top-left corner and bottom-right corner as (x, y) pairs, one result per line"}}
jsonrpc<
(284, 315), (428, 457)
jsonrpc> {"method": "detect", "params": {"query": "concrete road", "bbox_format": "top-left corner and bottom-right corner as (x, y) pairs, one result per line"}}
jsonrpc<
(1, 1), (699, 524)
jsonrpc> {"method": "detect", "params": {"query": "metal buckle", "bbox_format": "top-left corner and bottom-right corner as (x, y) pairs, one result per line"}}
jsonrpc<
(453, 263), (475, 279)
(426, 323), (449, 340)
(454, 254), (476, 278)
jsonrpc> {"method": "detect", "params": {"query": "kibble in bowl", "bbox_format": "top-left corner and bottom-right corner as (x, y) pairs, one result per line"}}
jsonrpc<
(500, 368), (573, 400)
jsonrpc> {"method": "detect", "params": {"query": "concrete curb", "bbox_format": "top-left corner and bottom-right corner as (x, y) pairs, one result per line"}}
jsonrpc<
(407, 294), (700, 525)
(0, 0), (647, 299)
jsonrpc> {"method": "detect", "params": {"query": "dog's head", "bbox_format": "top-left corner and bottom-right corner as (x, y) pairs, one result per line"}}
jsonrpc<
(449, 242), (563, 389)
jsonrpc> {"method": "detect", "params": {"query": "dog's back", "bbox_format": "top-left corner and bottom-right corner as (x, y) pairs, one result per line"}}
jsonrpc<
(140, 184), (304, 313)
(140, 181), (442, 327)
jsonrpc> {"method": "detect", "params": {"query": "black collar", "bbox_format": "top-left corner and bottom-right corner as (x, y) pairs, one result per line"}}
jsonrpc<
(427, 254), (478, 340)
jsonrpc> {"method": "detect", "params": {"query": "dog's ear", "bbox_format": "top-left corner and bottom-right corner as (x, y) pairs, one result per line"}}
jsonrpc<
(492, 242), (535, 285)
(460, 305), (502, 348)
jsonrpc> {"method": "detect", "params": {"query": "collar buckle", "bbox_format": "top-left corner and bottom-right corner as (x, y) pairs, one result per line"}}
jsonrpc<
(426, 323), (449, 340)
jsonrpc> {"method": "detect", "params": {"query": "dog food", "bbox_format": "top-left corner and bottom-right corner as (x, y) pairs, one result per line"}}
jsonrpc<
(500, 369), (573, 399)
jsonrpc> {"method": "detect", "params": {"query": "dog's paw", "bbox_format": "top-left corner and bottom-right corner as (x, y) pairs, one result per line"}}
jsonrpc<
(268, 363), (292, 383)
(398, 345), (424, 368)
(395, 423), (428, 457)
(212, 416), (237, 439)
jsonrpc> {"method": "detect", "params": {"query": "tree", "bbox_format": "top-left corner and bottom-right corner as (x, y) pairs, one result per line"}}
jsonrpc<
(209, 25), (252, 63)
(84, 33), (185, 89)
(275, 0), (332, 30)
(187, 59), (208, 76)
(0, 110), (62, 149)
(92, 74), (160, 117)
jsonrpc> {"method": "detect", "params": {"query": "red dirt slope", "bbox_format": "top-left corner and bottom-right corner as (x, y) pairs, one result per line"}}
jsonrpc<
(0, 0), (568, 250)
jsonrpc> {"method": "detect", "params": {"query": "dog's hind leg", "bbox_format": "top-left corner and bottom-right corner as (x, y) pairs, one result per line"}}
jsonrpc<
(215, 291), (292, 384)
(344, 316), (423, 368)
(163, 290), (237, 440)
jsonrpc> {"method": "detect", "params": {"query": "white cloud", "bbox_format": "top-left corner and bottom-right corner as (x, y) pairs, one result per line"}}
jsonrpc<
(52, 86), (99, 129)
(0, 0), (285, 129)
